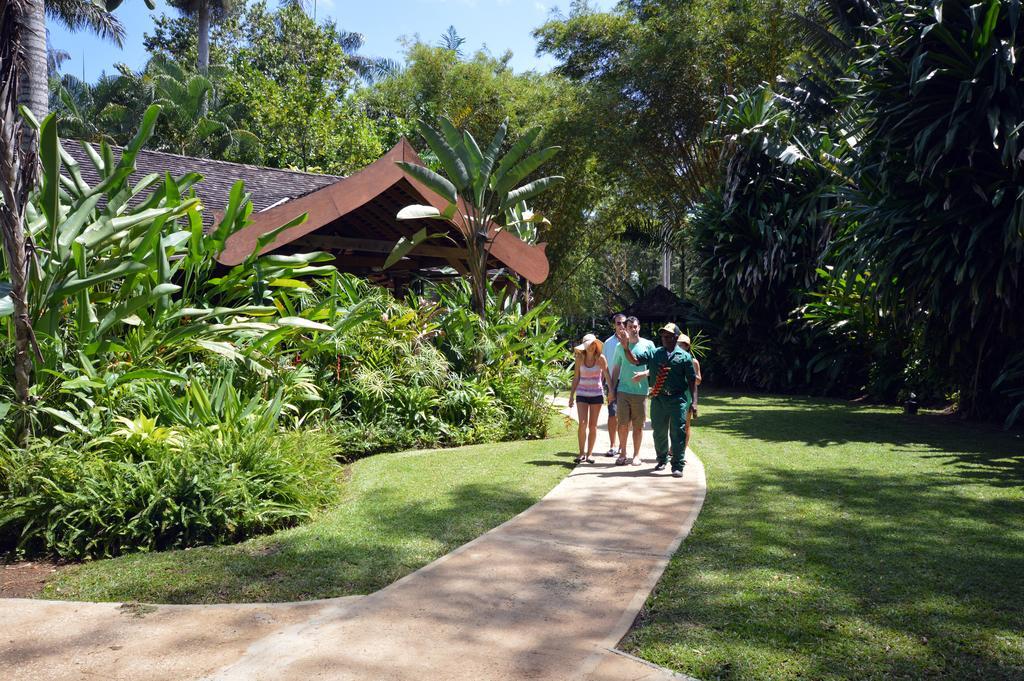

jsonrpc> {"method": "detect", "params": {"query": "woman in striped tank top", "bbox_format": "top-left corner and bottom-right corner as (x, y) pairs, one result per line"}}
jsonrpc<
(569, 333), (612, 464)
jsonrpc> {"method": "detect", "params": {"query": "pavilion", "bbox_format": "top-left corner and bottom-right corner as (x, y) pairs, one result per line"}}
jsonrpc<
(64, 139), (550, 290)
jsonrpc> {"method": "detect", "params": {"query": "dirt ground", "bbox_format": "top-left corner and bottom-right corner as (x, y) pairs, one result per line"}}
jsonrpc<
(1, 560), (61, 598)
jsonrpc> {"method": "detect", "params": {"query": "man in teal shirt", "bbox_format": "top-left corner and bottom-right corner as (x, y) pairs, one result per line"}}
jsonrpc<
(609, 316), (655, 465)
(622, 322), (697, 477)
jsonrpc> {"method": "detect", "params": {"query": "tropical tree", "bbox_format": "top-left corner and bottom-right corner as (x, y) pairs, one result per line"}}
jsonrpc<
(335, 29), (400, 84)
(689, 87), (842, 390)
(228, 6), (386, 173)
(165, 0), (234, 76)
(146, 57), (261, 161)
(534, 0), (802, 294)
(1, 0), (39, 416)
(839, 0), (1024, 420)
(389, 116), (563, 319)
(14, 0), (151, 123)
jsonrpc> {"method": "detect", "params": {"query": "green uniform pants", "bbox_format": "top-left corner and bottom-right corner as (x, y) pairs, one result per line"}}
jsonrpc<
(650, 396), (690, 471)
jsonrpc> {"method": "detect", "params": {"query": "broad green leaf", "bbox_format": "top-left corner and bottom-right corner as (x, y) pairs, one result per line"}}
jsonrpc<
(269, 278), (311, 289)
(492, 126), (541, 188)
(397, 204), (457, 220)
(384, 228), (434, 269)
(417, 119), (470, 189)
(262, 252), (335, 266)
(494, 146), (561, 196)
(499, 176), (564, 211)
(39, 114), (61, 233)
(396, 161), (458, 204)
(115, 369), (186, 384)
(52, 261), (149, 298)
(276, 316), (334, 331)
(38, 407), (89, 434)
(55, 194), (103, 255)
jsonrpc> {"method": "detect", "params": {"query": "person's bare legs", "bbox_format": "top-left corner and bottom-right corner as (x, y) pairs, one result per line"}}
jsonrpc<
(607, 412), (619, 454)
(586, 403), (602, 460)
(576, 401), (589, 462)
(631, 424), (644, 463)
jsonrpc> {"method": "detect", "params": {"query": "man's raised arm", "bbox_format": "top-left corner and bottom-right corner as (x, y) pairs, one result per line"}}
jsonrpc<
(622, 330), (643, 365)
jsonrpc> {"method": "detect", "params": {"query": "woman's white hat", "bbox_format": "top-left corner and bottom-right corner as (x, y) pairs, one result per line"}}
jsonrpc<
(574, 333), (604, 355)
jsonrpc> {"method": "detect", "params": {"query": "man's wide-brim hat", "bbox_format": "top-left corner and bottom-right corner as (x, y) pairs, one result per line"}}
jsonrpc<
(658, 323), (682, 337)
(574, 333), (603, 354)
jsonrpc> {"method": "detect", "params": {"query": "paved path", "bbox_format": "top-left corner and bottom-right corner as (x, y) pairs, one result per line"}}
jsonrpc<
(2, 405), (705, 681)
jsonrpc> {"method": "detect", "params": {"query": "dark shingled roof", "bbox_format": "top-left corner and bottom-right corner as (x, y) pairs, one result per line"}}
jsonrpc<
(62, 142), (345, 227)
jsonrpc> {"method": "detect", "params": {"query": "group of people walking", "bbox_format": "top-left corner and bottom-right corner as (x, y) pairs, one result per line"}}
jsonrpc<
(568, 314), (701, 478)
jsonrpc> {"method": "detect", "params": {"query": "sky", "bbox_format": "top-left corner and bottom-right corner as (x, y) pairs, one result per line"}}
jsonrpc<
(48, 0), (617, 83)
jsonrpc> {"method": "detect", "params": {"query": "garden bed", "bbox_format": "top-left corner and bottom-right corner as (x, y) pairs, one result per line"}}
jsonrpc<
(31, 413), (576, 603)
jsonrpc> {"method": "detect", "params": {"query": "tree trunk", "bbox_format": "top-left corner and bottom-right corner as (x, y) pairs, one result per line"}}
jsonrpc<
(197, 1), (211, 75)
(197, 0), (211, 116)
(2, 0), (42, 440)
(15, 0), (47, 124)
(678, 248), (686, 297)
(661, 242), (672, 290)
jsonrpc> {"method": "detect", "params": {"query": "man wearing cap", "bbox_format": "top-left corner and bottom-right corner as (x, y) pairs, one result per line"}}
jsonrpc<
(622, 322), (697, 478)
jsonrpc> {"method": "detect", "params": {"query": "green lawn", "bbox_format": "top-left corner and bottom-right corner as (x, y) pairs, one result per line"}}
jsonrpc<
(42, 414), (576, 603)
(624, 391), (1024, 681)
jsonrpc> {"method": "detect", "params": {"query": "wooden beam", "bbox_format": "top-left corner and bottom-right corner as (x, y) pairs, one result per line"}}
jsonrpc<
(297, 235), (468, 260)
(445, 257), (470, 275)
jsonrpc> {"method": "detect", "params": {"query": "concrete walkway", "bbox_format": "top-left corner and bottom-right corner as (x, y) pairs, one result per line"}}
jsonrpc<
(2, 405), (706, 681)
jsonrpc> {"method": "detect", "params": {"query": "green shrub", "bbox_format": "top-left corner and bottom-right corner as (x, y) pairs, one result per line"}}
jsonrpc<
(491, 367), (552, 440)
(0, 429), (342, 560)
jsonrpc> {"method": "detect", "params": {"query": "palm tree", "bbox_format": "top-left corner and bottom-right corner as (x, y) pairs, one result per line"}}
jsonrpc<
(165, 0), (233, 76)
(335, 29), (400, 84)
(15, 0), (140, 122)
(2, 0), (42, 427)
(438, 25), (466, 56)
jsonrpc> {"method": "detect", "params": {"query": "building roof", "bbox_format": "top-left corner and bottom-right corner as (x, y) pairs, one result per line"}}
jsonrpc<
(61, 139), (550, 287)
(62, 143), (344, 225)
(219, 139), (550, 285)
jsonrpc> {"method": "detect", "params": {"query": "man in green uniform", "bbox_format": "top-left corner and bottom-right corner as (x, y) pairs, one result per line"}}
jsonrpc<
(622, 322), (697, 478)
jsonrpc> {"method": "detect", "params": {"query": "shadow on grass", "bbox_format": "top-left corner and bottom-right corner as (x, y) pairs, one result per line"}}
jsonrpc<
(627, 393), (1024, 680)
(697, 392), (1024, 486)
(50, 481), (542, 604)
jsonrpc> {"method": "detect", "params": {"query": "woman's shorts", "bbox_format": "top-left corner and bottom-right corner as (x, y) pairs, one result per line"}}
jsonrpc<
(616, 392), (647, 428)
(576, 394), (604, 405)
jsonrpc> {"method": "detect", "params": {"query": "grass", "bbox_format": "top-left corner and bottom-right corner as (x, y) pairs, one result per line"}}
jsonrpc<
(41, 413), (577, 603)
(623, 391), (1024, 681)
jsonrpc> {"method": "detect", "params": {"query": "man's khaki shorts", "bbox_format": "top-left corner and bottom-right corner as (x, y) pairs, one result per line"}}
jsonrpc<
(616, 392), (647, 429)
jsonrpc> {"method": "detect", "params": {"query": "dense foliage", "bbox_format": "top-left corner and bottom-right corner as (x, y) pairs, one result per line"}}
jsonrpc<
(612, 0), (1024, 425)
(0, 114), (566, 560)
(840, 0), (1024, 420)
(50, 2), (393, 173)
(37, 0), (1024, 432)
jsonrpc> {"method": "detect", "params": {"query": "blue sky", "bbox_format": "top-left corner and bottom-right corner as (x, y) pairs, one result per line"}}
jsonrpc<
(48, 0), (617, 82)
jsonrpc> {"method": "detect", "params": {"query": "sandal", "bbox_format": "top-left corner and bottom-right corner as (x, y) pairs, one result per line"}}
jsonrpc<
(615, 454), (628, 466)
(631, 457), (642, 466)
(574, 455), (585, 464)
